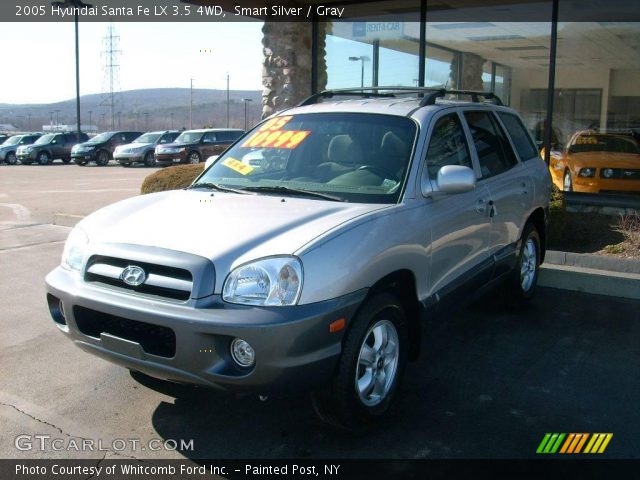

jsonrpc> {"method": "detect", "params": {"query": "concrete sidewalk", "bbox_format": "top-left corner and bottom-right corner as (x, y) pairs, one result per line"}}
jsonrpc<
(540, 250), (640, 300)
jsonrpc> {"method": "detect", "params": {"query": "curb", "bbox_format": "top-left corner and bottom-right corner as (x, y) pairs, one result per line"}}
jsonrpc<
(541, 250), (640, 300)
(53, 213), (83, 228)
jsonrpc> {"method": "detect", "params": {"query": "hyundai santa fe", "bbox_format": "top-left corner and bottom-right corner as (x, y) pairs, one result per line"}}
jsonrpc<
(45, 88), (552, 429)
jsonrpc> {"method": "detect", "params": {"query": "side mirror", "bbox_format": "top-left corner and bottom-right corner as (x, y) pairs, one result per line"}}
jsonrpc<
(204, 155), (219, 169)
(436, 165), (476, 194)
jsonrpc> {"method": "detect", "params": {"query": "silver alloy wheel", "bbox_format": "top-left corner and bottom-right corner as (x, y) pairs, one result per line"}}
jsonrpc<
(563, 171), (572, 191)
(188, 152), (200, 164)
(520, 238), (537, 292)
(38, 152), (49, 165)
(355, 319), (399, 407)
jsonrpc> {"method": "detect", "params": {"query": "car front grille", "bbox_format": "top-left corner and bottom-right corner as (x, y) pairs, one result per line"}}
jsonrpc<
(85, 255), (193, 301)
(599, 168), (640, 180)
(73, 306), (176, 357)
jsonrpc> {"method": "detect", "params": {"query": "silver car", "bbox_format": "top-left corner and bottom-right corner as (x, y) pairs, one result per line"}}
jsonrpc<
(114, 130), (180, 167)
(46, 88), (552, 429)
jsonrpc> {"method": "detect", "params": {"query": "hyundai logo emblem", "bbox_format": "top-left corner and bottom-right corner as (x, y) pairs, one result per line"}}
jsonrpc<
(121, 265), (146, 286)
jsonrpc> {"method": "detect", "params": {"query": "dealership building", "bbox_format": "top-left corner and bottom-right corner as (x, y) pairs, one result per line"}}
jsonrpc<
(217, 0), (639, 160)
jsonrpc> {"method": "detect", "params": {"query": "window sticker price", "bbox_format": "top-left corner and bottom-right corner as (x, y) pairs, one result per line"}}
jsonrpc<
(222, 157), (254, 175)
(242, 130), (311, 149)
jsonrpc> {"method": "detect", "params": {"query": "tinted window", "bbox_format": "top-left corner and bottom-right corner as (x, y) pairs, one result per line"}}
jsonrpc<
(217, 130), (243, 142)
(202, 132), (217, 143)
(160, 132), (179, 143)
(464, 111), (518, 178)
(426, 113), (472, 179)
(498, 112), (539, 161)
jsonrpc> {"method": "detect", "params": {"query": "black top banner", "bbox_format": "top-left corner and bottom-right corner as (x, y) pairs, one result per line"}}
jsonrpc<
(4, 0), (640, 22)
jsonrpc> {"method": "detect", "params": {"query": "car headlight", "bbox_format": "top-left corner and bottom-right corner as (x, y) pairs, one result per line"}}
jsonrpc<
(222, 256), (303, 306)
(61, 227), (89, 272)
(26, 147), (33, 152)
(602, 168), (615, 179)
(578, 167), (595, 178)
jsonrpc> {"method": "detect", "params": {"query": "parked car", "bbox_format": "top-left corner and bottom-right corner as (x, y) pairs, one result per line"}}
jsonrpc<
(114, 130), (180, 167)
(549, 130), (640, 194)
(0, 133), (42, 165)
(72, 131), (143, 166)
(154, 128), (244, 164)
(0, 134), (10, 144)
(45, 88), (551, 429)
(17, 132), (89, 165)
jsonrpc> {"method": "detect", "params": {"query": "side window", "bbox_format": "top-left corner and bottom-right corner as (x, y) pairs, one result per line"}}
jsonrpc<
(203, 132), (216, 143)
(498, 112), (539, 161)
(51, 136), (59, 144)
(463, 111), (518, 179)
(426, 113), (473, 179)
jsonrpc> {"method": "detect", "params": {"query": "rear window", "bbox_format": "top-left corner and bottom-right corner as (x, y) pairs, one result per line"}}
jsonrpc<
(198, 112), (417, 204)
(498, 112), (539, 161)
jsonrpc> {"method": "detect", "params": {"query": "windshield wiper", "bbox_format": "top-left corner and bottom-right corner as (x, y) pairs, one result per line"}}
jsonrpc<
(186, 182), (252, 195)
(241, 185), (344, 202)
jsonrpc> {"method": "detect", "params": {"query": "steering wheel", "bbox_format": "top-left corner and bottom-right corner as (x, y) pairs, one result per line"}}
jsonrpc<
(358, 164), (397, 181)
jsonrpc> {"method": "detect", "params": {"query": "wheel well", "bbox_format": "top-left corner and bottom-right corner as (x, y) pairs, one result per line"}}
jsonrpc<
(527, 207), (547, 263)
(368, 270), (422, 361)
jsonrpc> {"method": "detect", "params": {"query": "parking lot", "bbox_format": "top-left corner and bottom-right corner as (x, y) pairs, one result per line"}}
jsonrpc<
(1, 164), (639, 460)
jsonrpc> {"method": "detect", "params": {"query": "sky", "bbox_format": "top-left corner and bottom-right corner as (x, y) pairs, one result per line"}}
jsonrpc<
(0, 21), (264, 104)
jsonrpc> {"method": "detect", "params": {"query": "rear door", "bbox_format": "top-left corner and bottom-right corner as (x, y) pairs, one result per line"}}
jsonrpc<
(200, 131), (218, 158)
(422, 110), (492, 298)
(461, 109), (533, 276)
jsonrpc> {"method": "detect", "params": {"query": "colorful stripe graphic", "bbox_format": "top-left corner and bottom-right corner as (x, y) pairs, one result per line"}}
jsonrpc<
(537, 433), (612, 454)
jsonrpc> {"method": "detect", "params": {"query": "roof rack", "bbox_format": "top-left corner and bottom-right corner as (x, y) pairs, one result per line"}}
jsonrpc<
(297, 87), (503, 107)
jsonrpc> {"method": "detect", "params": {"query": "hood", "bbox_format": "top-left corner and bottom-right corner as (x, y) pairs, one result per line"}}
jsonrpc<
(568, 152), (640, 169)
(79, 190), (390, 283)
(158, 142), (196, 149)
(117, 142), (152, 150)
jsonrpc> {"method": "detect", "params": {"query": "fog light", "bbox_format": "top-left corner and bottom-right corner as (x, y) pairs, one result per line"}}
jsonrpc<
(230, 338), (255, 367)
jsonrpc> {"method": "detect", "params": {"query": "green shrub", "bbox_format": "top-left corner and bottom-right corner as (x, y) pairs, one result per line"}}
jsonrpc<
(141, 164), (205, 194)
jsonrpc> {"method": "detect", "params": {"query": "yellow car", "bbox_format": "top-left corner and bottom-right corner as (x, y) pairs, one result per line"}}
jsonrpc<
(548, 131), (640, 194)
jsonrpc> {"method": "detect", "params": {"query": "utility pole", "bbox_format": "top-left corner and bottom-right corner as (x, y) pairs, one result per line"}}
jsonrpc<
(241, 98), (252, 131)
(226, 73), (230, 128)
(27, 113), (32, 131)
(190, 78), (194, 129)
(49, 111), (54, 127)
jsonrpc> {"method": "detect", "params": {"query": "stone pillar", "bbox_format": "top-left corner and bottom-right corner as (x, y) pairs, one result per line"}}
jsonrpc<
(262, 22), (311, 118)
(450, 52), (485, 91)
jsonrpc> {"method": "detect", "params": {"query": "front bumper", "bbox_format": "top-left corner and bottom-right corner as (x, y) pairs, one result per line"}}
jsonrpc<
(71, 152), (97, 162)
(114, 153), (144, 163)
(17, 152), (36, 162)
(155, 151), (187, 163)
(45, 266), (366, 393)
(573, 177), (640, 194)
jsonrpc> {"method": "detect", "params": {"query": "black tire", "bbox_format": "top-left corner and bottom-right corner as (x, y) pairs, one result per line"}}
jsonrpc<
(37, 151), (50, 165)
(509, 223), (541, 305)
(186, 151), (201, 164)
(6, 152), (17, 165)
(311, 292), (407, 430)
(96, 150), (110, 166)
(143, 151), (156, 167)
(563, 169), (573, 192)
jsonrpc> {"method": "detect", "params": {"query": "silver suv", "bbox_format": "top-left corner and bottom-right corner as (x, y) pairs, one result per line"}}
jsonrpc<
(45, 88), (552, 429)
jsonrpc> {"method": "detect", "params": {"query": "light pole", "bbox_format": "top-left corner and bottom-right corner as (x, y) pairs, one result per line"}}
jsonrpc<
(348, 55), (369, 89)
(190, 78), (194, 129)
(51, 0), (91, 143)
(241, 98), (252, 131)
(226, 73), (230, 128)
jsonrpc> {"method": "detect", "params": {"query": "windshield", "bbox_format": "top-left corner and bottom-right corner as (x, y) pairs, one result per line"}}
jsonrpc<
(133, 133), (161, 144)
(196, 113), (417, 204)
(569, 135), (640, 154)
(3, 135), (21, 146)
(86, 132), (113, 144)
(175, 131), (204, 143)
(34, 134), (55, 145)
